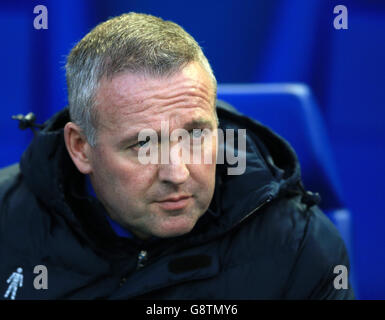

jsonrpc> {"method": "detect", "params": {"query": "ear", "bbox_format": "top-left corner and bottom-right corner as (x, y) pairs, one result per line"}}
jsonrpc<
(64, 122), (93, 174)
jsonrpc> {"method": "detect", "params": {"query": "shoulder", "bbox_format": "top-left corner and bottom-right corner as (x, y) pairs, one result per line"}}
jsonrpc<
(0, 163), (20, 187)
(227, 194), (354, 299)
(0, 162), (47, 254)
(258, 195), (354, 299)
(0, 163), (22, 208)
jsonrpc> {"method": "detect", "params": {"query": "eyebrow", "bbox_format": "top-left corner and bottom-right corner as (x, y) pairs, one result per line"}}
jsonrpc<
(117, 118), (215, 148)
(182, 118), (215, 131)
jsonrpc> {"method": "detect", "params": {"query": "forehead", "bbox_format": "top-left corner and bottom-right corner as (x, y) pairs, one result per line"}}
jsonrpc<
(94, 62), (216, 135)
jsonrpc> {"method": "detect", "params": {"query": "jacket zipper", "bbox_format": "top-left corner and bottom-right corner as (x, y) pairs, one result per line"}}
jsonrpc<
(118, 197), (272, 289)
(236, 195), (273, 226)
(135, 197), (272, 269)
(119, 250), (149, 287)
(136, 250), (148, 269)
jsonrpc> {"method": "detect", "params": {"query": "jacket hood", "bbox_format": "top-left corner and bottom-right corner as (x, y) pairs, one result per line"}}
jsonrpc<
(19, 101), (302, 249)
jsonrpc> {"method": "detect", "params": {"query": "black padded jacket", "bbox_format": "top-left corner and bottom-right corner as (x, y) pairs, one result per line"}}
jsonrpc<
(0, 101), (354, 299)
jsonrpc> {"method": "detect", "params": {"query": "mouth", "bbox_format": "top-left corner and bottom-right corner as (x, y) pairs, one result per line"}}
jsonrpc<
(155, 195), (192, 211)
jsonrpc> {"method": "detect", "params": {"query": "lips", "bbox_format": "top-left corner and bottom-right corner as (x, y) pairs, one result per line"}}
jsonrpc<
(155, 194), (192, 211)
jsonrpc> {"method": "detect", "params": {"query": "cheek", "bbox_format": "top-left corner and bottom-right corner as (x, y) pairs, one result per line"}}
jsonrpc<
(190, 162), (216, 192)
(191, 163), (216, 212)
(107, 163), (156, 198)
(91, 148), (154, 195)
(198, 138), (217, 183)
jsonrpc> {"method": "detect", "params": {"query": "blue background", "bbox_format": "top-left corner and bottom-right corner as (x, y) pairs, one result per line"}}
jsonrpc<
(0, 0), (384, 299)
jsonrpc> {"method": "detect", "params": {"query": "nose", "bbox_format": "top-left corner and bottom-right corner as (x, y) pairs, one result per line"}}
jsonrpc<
(158, 143), (190, 185)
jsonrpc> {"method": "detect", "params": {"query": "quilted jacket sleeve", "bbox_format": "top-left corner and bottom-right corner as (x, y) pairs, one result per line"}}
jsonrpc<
(282, 204), (355, 299)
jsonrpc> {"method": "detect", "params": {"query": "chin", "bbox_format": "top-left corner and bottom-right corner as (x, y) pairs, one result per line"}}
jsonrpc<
(154, 216), (199, 238)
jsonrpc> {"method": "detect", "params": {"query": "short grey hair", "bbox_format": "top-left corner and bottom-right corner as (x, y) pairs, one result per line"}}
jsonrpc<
(65, 12), (217, 147)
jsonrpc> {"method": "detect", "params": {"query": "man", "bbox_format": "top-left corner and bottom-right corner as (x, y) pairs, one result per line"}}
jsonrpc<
(0, 13), (354, 299)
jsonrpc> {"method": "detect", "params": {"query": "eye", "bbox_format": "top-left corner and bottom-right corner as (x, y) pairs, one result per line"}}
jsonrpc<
(191, 129), (204, 139)
(128, 137), (151, 149)
(138, 139), (150, 147)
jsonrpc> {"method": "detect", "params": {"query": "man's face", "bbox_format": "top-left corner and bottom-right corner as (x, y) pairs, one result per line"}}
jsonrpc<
(87, 62), (217, 239)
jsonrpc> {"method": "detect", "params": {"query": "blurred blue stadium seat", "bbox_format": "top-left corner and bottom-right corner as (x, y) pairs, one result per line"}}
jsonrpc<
(217, 83), (356, 292)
